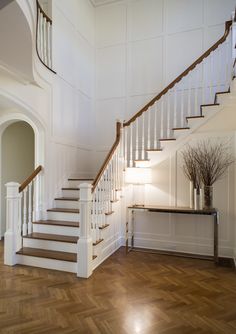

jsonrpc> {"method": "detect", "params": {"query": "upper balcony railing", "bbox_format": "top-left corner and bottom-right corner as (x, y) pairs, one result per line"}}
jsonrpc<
(36, 0), (56, 73)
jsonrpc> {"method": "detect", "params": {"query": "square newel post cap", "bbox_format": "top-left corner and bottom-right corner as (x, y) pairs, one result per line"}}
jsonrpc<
(5, 182), (20, 197)
(79, 183), (92, 201)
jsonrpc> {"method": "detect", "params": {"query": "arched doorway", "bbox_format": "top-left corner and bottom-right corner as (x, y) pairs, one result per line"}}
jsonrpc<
(0, 121), (35, 237)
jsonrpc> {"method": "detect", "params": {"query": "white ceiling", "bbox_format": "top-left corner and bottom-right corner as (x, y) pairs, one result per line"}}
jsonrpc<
(90, 0), (121, 7)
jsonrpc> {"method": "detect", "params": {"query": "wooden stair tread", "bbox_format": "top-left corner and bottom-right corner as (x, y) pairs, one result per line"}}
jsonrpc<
(62, 187), (80, 191)
(172, 127), (190, 130)
(24, 233), (78, 243)
(105, 211), (114, 216)
(47, 208), (80, 214)
(93, 239), (104, 246)
(200, 103), (220, 107)
(33, 220), (79, 227)
(68, 178), (93, 181)
(16, 247), (77, 262)
(55, 197), (79, 201)
(99, 224), (109, 230)
(186, 115), (204, 120)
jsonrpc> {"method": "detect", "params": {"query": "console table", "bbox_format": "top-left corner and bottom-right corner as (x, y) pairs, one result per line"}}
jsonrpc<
(126, 205), (219, 264)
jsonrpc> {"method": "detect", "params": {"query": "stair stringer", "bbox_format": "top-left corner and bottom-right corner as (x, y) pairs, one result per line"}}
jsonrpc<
(147, 90), (236, 167)
(92, 196), (124, 271)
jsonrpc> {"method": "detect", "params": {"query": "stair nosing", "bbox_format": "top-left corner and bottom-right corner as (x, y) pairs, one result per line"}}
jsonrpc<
(55, 197), (79, 201)
(24, 233), (78, 243)
(47, 208), (80, 214)
(32, 220), (80, 227)
(16, 247), (77, 263)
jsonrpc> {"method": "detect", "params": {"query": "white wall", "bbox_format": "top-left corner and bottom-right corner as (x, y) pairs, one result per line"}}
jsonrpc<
(127, 103), (236, 258)
(1, 121), (34, 237)
(94, 0), (236, 162)
(0, 0), (96, 212)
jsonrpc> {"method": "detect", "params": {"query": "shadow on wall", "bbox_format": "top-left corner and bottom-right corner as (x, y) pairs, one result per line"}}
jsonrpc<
(1, 121), (34, 237)
(0, 1), (33, 81)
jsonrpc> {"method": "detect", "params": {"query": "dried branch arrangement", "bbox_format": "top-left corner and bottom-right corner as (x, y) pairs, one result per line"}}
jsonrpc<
(193, 140), (234, 186)
(182, 145), (201, 189)
(182, 139), (234, 186)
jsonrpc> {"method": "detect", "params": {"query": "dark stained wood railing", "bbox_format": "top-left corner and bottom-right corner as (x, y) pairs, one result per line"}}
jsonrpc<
(123, 20), (232, 127)
(19, 165), (43, 193)
(92, 122), (121, 192)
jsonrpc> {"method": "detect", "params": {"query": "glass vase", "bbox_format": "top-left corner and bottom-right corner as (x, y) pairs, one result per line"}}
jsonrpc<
(190, 181), (194, 209)
(203, 185), (213, 210)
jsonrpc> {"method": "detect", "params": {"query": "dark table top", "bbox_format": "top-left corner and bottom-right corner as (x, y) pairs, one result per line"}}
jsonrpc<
(128, 205), (218, 215)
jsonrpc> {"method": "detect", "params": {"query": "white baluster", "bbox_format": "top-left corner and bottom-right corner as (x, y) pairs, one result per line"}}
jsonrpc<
(47, 22), (51, 68)
(202, 59), (206, 104)
(43, 17), (47, 64)
(23, 188), (27, 236)
(154, 102), (157, 149)
(135, 118), (139, 161)
(142, 113), (145, 159)
(147, 108), (151, 150)
(40, 12), (44, 60)
(124, 126), (128, 169)
(181, 86), (184, 127)
(28, 183), (32, 234)
(167, 91), (171, 137)
(187, 72), (192, 117)
(173, 87), (177, 128)
(209, 52), (214, 101)
(194, 65), (199, 115)
(129, 123), (133, 167)
(160, 97), (164, 138)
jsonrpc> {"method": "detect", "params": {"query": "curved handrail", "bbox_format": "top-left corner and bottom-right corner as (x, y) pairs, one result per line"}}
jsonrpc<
(124, 20), (232, 127)
(92, 122), (121, 192)
(36, 0), (56, 74)
(19, 165), (43, 193)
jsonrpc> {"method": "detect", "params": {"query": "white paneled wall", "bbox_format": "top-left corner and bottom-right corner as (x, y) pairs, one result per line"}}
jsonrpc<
(49, 0), (95, 197)
(130, 105), (236, 257)
(94, 0), (236, 152)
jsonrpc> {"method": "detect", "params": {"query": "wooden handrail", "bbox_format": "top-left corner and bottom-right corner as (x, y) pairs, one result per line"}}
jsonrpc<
(124, 20), (232, 127)
(92, 122), (121, 192)
(36, 0), (52, 24)
(19, 165), (43, 193)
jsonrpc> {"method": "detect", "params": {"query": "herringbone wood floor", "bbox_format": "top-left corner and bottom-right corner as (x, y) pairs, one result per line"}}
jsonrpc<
(0, 241), (236, 334)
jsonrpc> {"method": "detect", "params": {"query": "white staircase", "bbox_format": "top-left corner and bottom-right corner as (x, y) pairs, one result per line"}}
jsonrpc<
(4, 14), (236, 278)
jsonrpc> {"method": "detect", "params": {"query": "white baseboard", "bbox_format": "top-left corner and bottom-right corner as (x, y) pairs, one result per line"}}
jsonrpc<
(121, 236), (234, 258)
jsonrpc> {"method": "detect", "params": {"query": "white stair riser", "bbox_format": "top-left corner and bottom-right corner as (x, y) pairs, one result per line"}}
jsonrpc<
(47, 211), (80, 222)
(173, 130), (190, 139)
(33, 224), (80, 236)
(16, 255), (77, 273)
(68, 180), (93, 187)
(55, 200), (79, 209)
(160, 141), (175, 150)
(62, 190), (80, 197)
(187, 118), (205, 128)
(201, 106), (220, 117)
(23, 238), (77, 253)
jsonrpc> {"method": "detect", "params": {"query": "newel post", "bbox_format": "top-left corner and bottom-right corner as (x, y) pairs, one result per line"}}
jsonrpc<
(77, 183), (93, 278)
(4, 182), (22, 266)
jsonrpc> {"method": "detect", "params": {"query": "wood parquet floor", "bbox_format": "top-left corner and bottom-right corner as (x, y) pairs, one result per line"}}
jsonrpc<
(0, 241), (236, 334)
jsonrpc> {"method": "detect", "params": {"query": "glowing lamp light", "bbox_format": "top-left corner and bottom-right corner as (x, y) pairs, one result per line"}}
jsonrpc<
(125, 167), (152, 185)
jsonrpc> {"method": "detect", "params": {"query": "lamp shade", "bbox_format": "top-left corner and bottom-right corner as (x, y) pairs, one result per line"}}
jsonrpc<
(125, 167), (152, 184)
